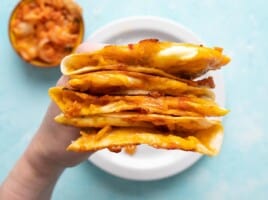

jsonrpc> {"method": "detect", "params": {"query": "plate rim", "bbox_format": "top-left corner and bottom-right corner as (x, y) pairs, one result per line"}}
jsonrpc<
(87, 16), (223, 181)
(88, 16), (202, 43)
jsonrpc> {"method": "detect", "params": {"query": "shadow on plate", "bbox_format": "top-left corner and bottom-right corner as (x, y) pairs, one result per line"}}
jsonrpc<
(78, 156), (207, 197)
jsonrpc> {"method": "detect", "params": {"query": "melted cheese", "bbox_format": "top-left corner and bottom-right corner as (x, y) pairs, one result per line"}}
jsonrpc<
(158, 45), (198, 60)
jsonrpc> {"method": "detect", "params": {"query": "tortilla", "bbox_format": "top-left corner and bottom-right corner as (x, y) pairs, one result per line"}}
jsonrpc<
(49, 87), (227, 117)
(61, 39), (230, 78)
(67, 125), (223, 156)
(68, 71), (215, 98)
(55, 113), (222, 131)
(62, 63), (215, 88)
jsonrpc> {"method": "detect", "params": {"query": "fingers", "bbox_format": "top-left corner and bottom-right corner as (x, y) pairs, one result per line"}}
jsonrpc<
(56, 41), (106, 85)
(75, 41), (106, 53)
(56, 76), (68, 86)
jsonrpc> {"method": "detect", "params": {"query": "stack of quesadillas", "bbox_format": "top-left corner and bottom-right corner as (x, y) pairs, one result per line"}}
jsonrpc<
(49, 39), (230, 156)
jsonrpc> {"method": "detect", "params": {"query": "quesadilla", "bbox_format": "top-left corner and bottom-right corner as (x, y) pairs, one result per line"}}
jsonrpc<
(68, 71), (215, 98)
(48, 39), (230, 156)
(55, 112), (222, 131)
(49, 87), (227, 117)
(61, 39), (230, 78)
(67, 125), (223, 156)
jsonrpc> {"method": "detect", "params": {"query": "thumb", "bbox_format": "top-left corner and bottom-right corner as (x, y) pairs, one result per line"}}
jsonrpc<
(75, 41), (106, 53)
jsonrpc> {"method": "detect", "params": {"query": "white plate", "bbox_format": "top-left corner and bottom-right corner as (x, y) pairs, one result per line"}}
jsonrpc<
(88, 16), (225, 181)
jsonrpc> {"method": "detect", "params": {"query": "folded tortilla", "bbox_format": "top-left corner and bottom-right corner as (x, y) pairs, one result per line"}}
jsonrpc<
(61, 39), (230, 78)
(67, 125), (223, 156)
(49, 87), (227, 117)
(55, 112), (222, 131)
(62, 63), (215, 88)
(68, 71), (215, 98)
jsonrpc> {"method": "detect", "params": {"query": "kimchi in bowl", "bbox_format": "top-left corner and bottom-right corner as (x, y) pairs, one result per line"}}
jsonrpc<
(9, 0), (84, 67)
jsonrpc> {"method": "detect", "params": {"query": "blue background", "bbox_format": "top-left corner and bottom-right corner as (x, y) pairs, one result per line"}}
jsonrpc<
(1, 0), (267, 199)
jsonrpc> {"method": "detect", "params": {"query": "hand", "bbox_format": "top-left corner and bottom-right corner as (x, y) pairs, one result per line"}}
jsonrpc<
(0, 42), (104, 200)
(33, 42), (105, 168)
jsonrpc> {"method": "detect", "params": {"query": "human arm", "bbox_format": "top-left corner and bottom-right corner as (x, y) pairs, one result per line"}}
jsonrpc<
(0, 42), (103, 200)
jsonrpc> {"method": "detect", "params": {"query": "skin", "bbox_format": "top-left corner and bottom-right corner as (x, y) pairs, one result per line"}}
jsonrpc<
(0, 42), (104, 200)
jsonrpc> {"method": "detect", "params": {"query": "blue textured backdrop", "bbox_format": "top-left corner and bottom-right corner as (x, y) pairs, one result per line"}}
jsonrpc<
(0, 0), (267, 199)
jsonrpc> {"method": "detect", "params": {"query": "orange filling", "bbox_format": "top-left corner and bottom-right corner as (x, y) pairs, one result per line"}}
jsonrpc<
(10, 0), (83, 65)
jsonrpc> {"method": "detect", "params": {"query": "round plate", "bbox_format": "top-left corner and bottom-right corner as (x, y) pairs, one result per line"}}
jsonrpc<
(88, 16), (225, 181)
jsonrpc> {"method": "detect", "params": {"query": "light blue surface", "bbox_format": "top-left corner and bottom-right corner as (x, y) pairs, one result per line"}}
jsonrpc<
(0, 0), (267, 199)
